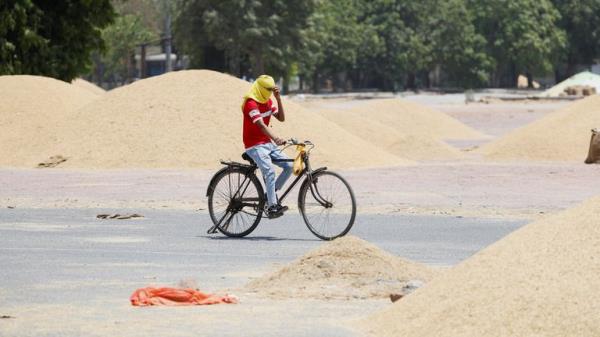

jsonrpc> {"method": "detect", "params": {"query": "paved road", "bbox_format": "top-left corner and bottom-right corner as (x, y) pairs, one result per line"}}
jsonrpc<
(0, 207), (525, 337)
(0, 208), (522, 336)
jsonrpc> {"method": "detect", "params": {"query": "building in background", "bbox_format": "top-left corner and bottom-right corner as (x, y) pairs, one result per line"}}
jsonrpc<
(135, 45), (188, 78)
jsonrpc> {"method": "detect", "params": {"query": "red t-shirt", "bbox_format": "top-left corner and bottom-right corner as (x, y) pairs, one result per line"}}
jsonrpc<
(242, 98), (278, 149)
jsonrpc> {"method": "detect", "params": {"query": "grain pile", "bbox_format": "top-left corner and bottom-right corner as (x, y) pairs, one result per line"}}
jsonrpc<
(541, 71), (600, 97)
(30, 70), (410, 169)
(244, 236), (437, 300)
(317, 107), (465, 161)
(479, 95), (600, 161)
(360, 196), (600, 337)
(0, 75), (100, 167)
(347, 98), (485, 140)
(71, 78), (106, 95)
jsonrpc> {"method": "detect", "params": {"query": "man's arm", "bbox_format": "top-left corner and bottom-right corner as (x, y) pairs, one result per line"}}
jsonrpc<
(256, 118), (285, 145)
(273, 86), (285, 122)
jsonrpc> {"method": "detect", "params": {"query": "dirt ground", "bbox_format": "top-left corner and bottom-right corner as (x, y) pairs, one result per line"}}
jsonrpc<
(2, 94), (592, 220)
(1, 94), (599, 337)
(1, 160), (597, 221)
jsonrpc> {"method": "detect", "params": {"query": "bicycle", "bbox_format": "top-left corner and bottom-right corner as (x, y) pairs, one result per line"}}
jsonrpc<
(205, 140), (356, 240)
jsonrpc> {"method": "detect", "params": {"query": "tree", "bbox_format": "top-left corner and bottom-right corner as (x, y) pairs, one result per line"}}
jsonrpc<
(552, 0), (600, 78)
(175, 0), (316, 79)
(0, 0), (115, 81)
(469, 0), (566, 87)
(114, 0), (164, 34)
(299, 0), (492, 91)
(359, 0), (434, 90)
(297, 0), (372, 92)
(428, 0), (493, 88)
(96, 13), (156, 85)
(0, 0), (46, 75)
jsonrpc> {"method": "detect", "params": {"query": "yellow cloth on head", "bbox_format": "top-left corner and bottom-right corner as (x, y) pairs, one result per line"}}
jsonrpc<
(241, 75), (275, 109)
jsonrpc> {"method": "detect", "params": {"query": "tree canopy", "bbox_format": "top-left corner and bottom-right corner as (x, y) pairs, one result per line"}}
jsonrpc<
(470, 0), (566, 86)
(297, 0), (371, 90)
(176, 0), (316, 79)
(96, 13), (156, 85)
(3, 0), (600, 90)
(1, 1), (43, 75)
(428, 0), (492, 88)
(0, 0), (115, 81)
(298, 0), (493, 90)
(552, 0), (600, 76)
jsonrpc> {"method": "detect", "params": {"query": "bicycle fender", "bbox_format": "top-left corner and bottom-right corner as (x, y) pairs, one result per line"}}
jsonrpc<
(206, 166), (231, 197)
(311, 167), (327, 175)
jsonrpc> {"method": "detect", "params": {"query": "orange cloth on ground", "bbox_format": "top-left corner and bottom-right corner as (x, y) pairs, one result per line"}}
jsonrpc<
(130, 287), (238, 306)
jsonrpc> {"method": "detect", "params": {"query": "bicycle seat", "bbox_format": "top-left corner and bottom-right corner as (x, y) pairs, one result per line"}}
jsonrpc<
(241, 153), (256, 165)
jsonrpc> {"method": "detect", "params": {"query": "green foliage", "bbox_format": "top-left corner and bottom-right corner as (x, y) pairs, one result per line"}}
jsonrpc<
(428, 0), (493, 87)
(552, 0), (600, 68)
(176, 0), (316, 78)
(297, 0), (371, 89)
(298, 0), (491, 89)
(360, 0), (433, 89)
(113, 0), (164, 34)
(470, 0), (566, 78)
(166, 0), (589, 90)
(0, 0), (46, 75)
(98, 13), (156, 84)
(2, 0), (598, 90)
(0, 0), (115, 81)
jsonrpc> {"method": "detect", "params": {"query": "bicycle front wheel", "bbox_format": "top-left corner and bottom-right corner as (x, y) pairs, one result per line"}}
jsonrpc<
(208, 167), (265, 237)
(298, 170), (356, 240)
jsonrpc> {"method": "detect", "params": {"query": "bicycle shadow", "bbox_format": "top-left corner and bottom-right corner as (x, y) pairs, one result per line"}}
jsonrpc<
(198, 235), (318, 242)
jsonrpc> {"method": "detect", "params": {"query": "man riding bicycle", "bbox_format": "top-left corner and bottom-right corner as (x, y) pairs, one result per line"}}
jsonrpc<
(242, 75), (293, 219)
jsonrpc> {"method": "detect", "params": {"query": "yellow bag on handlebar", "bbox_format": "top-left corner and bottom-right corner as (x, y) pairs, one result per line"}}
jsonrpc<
(293, 145), (306, 176)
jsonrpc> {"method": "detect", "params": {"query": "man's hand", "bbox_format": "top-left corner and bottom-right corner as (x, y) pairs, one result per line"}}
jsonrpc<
(272, 86), (285, 122)
(273, 137), (286, 145)
(273, 86), (281, 100)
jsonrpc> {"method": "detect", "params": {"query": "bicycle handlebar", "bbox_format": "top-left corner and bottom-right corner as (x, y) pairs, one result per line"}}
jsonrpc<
(275, 138), (314, 154)
(284, 138), (313, 146)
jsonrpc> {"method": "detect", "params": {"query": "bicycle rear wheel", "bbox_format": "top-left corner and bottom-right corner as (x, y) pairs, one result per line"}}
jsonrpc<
(208, 167), (265, 237)
(298, 170), (356, 240)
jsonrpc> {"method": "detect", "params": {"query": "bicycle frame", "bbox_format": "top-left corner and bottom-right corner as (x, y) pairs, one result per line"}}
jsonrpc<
(207, 146), (332, 234)
(273, 154), (329, 207)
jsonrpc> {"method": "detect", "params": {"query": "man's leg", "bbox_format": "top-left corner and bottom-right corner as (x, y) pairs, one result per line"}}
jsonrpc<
(245, 144), (277, 207)
(268, 143), (293, 192)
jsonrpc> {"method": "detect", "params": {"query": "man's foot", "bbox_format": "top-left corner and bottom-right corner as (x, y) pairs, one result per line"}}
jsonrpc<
(275, 204), (288, 215)
(265, 204), (288, 219)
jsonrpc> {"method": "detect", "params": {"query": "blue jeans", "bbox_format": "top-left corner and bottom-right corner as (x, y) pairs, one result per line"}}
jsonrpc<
(245, 143), (293, 207)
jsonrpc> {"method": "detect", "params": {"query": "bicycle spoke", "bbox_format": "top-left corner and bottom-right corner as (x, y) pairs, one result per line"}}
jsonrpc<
(215, 190), (230, 202)
(208, 168), (264, 237)
(233, 215), (240, 233)
(300, 171), (355, 240)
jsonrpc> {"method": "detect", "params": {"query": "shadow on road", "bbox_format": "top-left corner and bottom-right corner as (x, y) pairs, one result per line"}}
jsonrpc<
(198, 235), (318, 242)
